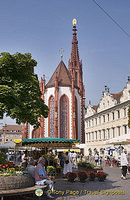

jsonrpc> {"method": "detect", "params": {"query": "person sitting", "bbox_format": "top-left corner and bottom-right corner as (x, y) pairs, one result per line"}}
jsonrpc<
(35, 157), (54, 199)
(27, 159), (36, 179)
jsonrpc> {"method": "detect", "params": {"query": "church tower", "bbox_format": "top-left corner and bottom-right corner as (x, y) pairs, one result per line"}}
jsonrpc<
(24, 19), (85, 143)
(68, 19), (85, 142)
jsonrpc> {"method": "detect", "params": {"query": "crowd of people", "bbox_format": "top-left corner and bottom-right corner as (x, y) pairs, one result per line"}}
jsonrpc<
(5, 147), (130, 199)
(90, 150), (130, 180)
(15, 150), (80, 199)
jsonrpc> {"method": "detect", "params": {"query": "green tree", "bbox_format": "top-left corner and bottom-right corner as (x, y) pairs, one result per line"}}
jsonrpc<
(0, 52), (49, 128)
(128, 107), (130, 128)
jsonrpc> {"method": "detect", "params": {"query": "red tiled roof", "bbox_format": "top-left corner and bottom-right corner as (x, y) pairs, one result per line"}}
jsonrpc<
(92, 105), (99, 112)
(46, 61), (72, 88)
(111, 91), (123, 103)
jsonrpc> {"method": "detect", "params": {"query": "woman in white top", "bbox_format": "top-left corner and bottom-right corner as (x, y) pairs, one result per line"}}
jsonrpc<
(121, 149), (128, 180)
(63, 152), (72, 176)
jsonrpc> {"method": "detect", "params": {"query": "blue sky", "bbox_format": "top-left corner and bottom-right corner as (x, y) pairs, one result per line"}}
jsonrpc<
(0, 0), (130, 125)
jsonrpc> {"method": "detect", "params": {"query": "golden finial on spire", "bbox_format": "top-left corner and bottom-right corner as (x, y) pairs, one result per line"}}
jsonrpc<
(72, 18), (77, 26)
(60, 48), (64, 60)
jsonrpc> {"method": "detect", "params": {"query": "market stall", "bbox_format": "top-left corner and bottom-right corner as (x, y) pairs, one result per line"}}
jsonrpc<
(22, 137), (80, 148)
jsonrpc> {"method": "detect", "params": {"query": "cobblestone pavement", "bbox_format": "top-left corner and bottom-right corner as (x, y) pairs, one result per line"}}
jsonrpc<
(51, 166), (130, 200)
(4, 166), (130, 200)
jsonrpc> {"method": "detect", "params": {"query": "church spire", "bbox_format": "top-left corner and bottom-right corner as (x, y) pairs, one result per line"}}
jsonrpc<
(69, 18), (80, 73)
(69, 19), (85, 143)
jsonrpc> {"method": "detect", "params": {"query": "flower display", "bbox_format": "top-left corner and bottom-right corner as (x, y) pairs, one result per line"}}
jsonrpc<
(77, 171), (87, 182)
(67, 172), (77, 182)
(87, 171), (96, 181)
(0, 159), (23, 177)
(96, 171), (107, 181)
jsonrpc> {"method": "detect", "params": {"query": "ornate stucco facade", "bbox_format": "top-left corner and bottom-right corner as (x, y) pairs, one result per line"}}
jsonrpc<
(24, 20), (85, 143)
(84, 79), (130, 158)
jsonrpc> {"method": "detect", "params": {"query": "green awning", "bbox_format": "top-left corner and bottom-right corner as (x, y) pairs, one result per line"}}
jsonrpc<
(22, 137), (80, 147)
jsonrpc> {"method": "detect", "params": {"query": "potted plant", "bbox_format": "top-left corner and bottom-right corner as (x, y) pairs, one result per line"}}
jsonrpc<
(96, 171), (107, 181)
(77, 171), (87, 182)
(67, 172), (77, 182)
(87, 171), (96, 181)
(47, 166), (56, 180)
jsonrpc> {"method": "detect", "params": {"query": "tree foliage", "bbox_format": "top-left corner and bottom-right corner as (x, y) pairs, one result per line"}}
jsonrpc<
(0, 52), (49, 128)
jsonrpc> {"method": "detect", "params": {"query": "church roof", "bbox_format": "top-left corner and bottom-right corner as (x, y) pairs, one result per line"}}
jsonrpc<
(46, 60), (72, 88)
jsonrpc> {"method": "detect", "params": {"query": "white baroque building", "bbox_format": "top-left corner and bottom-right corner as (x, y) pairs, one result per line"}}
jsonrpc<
(84, 78), (130, 158)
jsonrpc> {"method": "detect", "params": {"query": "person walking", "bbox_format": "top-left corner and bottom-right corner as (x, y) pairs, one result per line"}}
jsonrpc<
(63, 152), (72, 177)
(121, 149), (128, 180)
(94, 153), (99, 166)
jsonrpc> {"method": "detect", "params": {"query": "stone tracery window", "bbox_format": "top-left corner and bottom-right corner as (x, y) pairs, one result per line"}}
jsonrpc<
(60, 95), (68, 138)
(49, 96), (54, 137)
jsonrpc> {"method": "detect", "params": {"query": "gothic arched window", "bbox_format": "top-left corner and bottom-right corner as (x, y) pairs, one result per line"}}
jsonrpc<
(60, 95), (69, 138)
(49, 96), (54, 137)
(75, 96), (78, 139)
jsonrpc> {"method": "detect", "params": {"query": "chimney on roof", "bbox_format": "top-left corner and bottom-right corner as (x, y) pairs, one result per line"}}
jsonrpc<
(128, 76), (130, 82)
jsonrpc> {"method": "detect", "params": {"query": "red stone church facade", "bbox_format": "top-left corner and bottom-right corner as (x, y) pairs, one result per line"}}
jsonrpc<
(23, 20), (85, 143)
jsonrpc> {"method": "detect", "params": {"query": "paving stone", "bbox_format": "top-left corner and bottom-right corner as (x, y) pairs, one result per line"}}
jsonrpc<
(52, 165), (130, 200)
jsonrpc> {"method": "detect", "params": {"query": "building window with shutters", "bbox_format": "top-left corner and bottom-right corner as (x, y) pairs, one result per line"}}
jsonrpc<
(117, 110), (120, 119)
(124, 125), (127, 134)
(107, 129), (110, 139)
(99, 117), (101, 124)
(124, 108), (126, 117)
(103, 130), (105, 140)
(99, 130), (101, 140)
(103, 115), (105, 123)
(118, 126), (120, 136)
(95, 131), (97, 140)
(108, 114), (109, 122)
(112, 112), (115, 120)
(112, 128), (115, 138)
